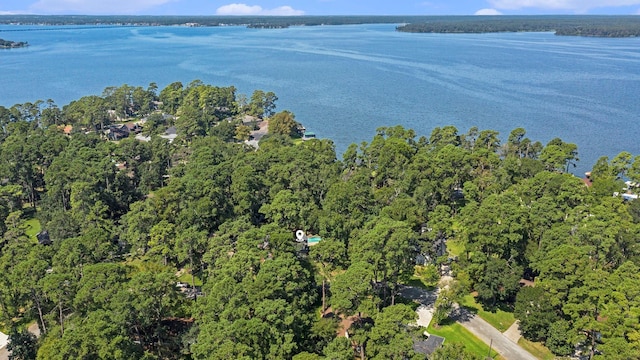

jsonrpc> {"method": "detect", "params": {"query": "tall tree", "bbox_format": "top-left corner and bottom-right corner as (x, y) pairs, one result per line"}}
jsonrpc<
(309, 238), (347, 313)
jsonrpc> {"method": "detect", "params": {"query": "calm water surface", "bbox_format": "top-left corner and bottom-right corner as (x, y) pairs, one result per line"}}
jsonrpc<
(2, 24), (640, 174)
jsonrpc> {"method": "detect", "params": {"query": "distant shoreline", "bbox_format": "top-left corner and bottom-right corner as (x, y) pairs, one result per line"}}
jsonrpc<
(395, 16), (640, 38)
(0, 15), (640, 37)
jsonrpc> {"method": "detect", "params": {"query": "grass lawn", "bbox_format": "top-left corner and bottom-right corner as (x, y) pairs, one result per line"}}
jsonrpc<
(427, 319), (503, 359)
(408, 264), (440, 289)
(460, 294), (516, 332)
(518, 338), (555, 360)
(23, 217), (41, 242)
(124, 256), (172, 273)
(124, 258), (203, 287)
(446, 238), (465, 258)
(177, 268), (203, 287)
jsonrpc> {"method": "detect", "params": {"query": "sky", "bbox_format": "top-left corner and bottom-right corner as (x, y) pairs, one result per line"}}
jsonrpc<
(2, 0), (640, 16)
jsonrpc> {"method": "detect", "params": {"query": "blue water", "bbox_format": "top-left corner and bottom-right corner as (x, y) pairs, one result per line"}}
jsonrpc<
(2, 24), (640, 175)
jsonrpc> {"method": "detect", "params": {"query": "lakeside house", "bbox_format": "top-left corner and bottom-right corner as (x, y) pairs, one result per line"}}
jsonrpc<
(585, 172), (640, 201)
(107, 124), (130, 141)
(125, 122), (142, 133)
(105, 122), (143, 141)
(302, 131), (317, 140)
(242, 115), (260, 127)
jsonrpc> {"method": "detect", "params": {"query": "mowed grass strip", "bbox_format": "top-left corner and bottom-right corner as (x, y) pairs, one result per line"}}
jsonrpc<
(427, 319), (503, 359)
(518, 338), (555, 360)
(460, 294), (516, 332)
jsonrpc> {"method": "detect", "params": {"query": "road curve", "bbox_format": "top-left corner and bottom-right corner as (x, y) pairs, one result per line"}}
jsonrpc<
(452, 307), (537, 360)
(399, 285), (538, 360)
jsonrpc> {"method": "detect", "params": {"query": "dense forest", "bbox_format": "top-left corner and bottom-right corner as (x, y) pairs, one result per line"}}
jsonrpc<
(2, 15), (640, 37)
(0, 80), (640, 360)
(396, 16), (640, 37)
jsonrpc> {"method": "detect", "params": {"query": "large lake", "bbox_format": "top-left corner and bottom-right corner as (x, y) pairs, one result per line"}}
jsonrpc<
(2, 23), (640, 175)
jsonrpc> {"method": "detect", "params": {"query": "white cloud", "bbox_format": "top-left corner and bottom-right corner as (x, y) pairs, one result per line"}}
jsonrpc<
(475, 8), (503, 15)
(216, 3), (262, 15)
(262, 6), (304, 15)
(489, 0), (640, 12)
(216, 3), (304, 16)
(29, 0), (176, 14)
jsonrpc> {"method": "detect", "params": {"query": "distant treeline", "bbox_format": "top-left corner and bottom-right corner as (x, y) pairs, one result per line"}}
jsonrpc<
(2, 15), (640, 37)
(0, 15), (426, 27)
(396, 16), (640, 37)
(246, 23), (290, 29)
(0, 38), (27, 48)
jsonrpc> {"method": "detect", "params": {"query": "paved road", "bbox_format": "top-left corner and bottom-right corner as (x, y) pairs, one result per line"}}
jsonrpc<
(452, 307), (537, 360)
(399, 285), (538, 360)
(0, 323), (40, 360)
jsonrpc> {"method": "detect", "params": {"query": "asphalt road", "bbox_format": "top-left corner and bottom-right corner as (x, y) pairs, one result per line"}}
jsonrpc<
(453, 307), (537, 360)
(400, 285), (538, 360)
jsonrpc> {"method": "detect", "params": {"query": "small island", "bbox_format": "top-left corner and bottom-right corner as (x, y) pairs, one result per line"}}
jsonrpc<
(0, 38), (28, 49)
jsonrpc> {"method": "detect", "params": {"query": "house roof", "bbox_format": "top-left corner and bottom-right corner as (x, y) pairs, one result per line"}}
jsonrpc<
(125, 122), (141, 131)
(165, 126), (177, 135)
(242, 115), (259, 124)
(413, 335), (445, 355)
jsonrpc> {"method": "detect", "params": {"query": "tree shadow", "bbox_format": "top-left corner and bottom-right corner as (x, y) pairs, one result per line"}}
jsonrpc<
(395, 295), (421, 311)
(482, 301), (514, 314)
(437, 316), (457, 327)
(460, 304), (479, 315)
(451, 307), (476, 322)
(405, 278), (436, 291)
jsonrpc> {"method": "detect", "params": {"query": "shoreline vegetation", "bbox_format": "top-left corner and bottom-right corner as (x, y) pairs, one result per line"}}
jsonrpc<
(1, 15), (640, 37)
(0, 38), (28, 48)
(2, 80), (640, 358)
(395, 15), (640, 37)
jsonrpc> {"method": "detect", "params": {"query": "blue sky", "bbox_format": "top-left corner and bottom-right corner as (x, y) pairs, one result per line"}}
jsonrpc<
(2, 0), (640, 16)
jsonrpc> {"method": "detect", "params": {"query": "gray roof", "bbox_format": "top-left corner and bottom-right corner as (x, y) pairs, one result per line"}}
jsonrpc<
(165, 126), (177, 135)
(413, 335), (445, 355)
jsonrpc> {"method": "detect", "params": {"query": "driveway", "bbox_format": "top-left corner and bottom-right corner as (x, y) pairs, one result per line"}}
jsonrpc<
(0, 323), (40, 360)
(0, 331), (7, 360)
(245, 120), (268, 148)
(398, 285), (438, 330)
